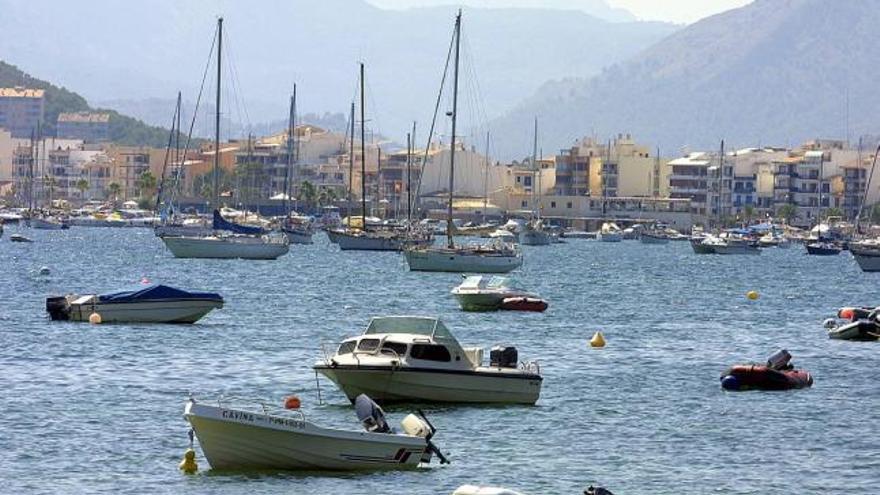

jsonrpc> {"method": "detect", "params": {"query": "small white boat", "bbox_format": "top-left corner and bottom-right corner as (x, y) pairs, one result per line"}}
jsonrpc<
(850, 239), (880, 272)
(596, 222), (622, 242)
(10, 233), (33, 243)
(405, 241), (523, 273)
(184, 394), (446, 471)
(451, 275), (540, 311)
(29, 216), (69, 230)
(488, 229), (519, 242)
(713, 237), (760, 255)
(161, 232), (290, 259)
(520, 220), (551, 246)
(315, 316), (542, 404)
(639, 230), (669, 244)
(46, 284), (223, 323)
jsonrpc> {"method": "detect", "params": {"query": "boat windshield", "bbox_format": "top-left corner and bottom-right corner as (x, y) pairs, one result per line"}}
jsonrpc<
(365, 316), (457, 342)
(459, 276), (512, 290)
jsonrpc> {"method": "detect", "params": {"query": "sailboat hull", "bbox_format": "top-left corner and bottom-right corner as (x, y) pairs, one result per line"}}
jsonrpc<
(334, 231), (431, 251)
(405, 248), (522, 273)
(162, 236), (289, 259)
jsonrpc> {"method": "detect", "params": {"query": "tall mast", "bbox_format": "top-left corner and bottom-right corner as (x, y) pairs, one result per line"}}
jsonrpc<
(285, 86), (295, 216)
(446, 10), (462, 248)
(212, 17), (223, 211)
(406, 131), (412, 225)
(483, 130), (490, 214)
(532, 117), (539, 218)
(818, 150), (824, 226)
(348, 101), (355, 226)
(360, 63), (367, 230)
(376, 146), (382, 217)
(718, 139), (725, 227)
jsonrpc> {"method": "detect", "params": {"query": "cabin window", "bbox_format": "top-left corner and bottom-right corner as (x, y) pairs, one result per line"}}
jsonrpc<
(380, 341), (408, 357)
(357, 338), (381, 352)
(337, 341), (356, 355)
(410, 344), (452, 362)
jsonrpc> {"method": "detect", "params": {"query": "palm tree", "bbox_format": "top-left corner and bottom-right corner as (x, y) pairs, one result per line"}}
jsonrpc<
(137, 171), (157, 199)
(75, 179), (89, 199)
(299, 180), (317, 212)
(777, 204), (798, 224)
(743, 205), (755, 224)
(107, 182), (121, 201)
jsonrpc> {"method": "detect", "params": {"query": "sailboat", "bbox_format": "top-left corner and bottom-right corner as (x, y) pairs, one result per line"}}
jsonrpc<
(404, 12), (522, 273)
(331, 63), (432, 251)
(520, 118), (551, 246)
(160, 18), (290, 260)
(278, 86), (315, 244)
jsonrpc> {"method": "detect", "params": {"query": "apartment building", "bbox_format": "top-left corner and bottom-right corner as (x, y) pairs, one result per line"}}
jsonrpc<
(56, 112), (111, 142)
(0, 87), (44, 138)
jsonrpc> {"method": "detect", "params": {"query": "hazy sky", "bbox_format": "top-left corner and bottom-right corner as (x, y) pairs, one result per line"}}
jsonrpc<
(366, 0), (753, 24)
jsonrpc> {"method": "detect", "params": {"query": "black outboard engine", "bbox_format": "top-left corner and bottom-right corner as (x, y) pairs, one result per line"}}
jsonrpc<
(766, 349), (792, 371)
(45, 296), (70, 321)
(489, 346), (518, 368)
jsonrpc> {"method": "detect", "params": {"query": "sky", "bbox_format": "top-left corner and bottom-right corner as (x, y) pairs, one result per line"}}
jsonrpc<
(365, 0), (754, 24)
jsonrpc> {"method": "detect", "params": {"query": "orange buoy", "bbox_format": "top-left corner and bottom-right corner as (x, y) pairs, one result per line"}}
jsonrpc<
(283, 395), (301, 409)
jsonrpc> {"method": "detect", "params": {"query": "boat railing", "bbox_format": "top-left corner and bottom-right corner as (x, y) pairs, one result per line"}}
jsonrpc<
(522, 360), (541, 375)
(214, 395), (307, 422)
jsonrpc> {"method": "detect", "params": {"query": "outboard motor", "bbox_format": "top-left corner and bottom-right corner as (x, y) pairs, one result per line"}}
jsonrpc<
(490, 346), (518, 368)
(354, 394), (390, 433)
(45, 296), (70, 321)
(585, 486), (615, 495)
(766, 349), (792, 371)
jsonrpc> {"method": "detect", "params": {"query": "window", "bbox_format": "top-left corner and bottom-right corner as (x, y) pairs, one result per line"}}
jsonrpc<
(550, 201), (556, 208)
(524, 176), (532, 186)
(410, 344), (451, 362)
(380, 341), (408, 357)
(337, 341), (355, 355)
(521, 201), (528, 208)
(567, 202), (573, 209)
(357, 338), (380, 352)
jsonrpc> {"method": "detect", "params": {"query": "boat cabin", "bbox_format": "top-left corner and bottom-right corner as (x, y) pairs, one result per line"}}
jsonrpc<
(331, 316), (481, 370)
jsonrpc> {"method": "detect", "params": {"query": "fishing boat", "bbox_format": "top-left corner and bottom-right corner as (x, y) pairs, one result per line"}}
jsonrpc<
(720, 350), (812, 391)
(451, 275), (541, 311)
(314, 316), (543, 404)
(805, 240), (841, 256)
(45, 284), (223, 323)
(848, 239), (880, 271)
(404, 13), (522, 273)
(596, 222), (623, 242)
(184, 393), (447, 471)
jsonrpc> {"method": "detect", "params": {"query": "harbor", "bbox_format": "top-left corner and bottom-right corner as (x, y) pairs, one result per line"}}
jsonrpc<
(1, 225), (878, 494)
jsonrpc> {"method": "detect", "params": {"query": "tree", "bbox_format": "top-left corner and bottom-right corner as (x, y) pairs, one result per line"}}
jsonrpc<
(136, 171), (157, 199)
(107, 182), (121, 201)
(871, 204), (880, 224)
(75, 178), (89, 199)
(298, 180), (317, 212)
(823, 207), (843, 220)
(743, 205), (755, 224)
(777, 204), (798, 223)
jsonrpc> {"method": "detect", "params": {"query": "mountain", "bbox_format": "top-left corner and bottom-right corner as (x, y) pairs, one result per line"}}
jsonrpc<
(491, 0), (880, 158)
(0, 0), (676, 141)
(0, 61), (177, 147)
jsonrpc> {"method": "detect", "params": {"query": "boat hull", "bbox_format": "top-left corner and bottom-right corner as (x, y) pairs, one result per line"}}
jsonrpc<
(596, 232), (622, 242)
(334, 230), (431, 251)
(405, 249), (522, 273)
(640, 234), (669, 244)
(714, 244), (760, 255)
(850, 245), (880, 272)
(690, 238), (715, 254)
(828, 320), (880, 341)
(315, 365), (542, 404)
(63, 299), (222, 323)
(806, 244), (841, 256)
(520, 230), (551, 246)
(284, 229), (314, 245)
(184, 401), (429, 471)
(161, 236), (289, 259)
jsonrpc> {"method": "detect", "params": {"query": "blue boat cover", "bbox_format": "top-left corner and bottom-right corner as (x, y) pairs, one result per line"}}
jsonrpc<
(213, 209), (265, 235)
(97, 284), (223, 303)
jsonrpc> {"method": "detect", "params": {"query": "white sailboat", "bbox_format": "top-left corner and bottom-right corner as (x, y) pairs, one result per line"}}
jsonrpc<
(159, 18), (289, 260)
(279, 85), (315, 245)
(520, 118), (551, 246)
(405, 12), (522, 273)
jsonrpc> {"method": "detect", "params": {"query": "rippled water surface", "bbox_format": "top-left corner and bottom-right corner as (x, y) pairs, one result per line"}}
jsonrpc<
(1, 226), (878, 494)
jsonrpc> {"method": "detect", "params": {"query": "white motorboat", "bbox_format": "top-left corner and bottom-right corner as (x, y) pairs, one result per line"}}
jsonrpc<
(29, 216), (69, 230)
(596, 222), (622, 242)
(451, 275), (540, 311)
(712, 236), (760, 255)
(184, 393), (446, 471)
(405, 241), (523, 273)
(850, 239), (880, 272)
(46, 284), (223, 323)
(639, 230), (669, 244)
(453, 487), (526, 495)
(161, 232), (290, 259)
(488, 228), (519, 242)
(314, 316), (543, 404)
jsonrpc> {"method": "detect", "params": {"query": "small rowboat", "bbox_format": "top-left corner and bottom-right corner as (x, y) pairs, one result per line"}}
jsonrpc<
(499, 297), (548, 312)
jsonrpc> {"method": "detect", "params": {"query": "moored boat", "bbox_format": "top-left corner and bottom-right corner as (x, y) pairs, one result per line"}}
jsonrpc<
(720, 350), (812, 391)
(184, 393), (446, 471)
(849, 239), (880, 271)
(805, 240), (841, 256)
(162, 232), (290, 259)
(46, 284), (223, 323)
(451, 275), (540, 311)
(596, 222), (622, 242)
(314, 316), (543, 404)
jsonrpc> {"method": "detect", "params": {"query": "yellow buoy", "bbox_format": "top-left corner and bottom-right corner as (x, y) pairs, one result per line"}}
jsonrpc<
(590, 331), (606, 348)
(746, 290), (759, 301)
(179, 448), (198, 474)
(88, 312), (102, 324)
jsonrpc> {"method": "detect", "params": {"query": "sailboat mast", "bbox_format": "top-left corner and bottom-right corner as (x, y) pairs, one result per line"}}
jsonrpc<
(531, 117), (538, 218)
(360, 63), (367, 230)
(406, 131), (412, 225)
(718, 139), (725, 227)
(285, 87), (295, 216)
(213, 17), (223, 211)
(349, 101), (355, 225)
(446, 10), (462, 248)
(483, 130), (489, 213)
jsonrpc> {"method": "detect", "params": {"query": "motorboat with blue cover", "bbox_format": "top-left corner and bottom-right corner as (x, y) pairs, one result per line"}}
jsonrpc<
(46, 284), (223, 323)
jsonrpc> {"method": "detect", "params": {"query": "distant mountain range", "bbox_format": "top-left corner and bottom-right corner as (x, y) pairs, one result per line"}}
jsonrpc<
(491, 0), (880, 158)
(0, 0), (676, 143)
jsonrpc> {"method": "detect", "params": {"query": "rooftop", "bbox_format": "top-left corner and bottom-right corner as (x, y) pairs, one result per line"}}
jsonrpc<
(0, 87), (45, 99)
